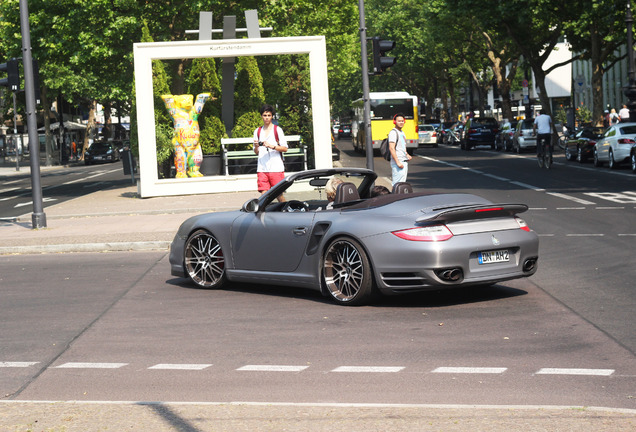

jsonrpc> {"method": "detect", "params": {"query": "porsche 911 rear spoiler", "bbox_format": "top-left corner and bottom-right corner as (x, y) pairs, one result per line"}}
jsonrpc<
(416, 204), (529, 224)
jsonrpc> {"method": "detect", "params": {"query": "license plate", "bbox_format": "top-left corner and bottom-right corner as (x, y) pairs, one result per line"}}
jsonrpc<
(478, 249), (509, 264)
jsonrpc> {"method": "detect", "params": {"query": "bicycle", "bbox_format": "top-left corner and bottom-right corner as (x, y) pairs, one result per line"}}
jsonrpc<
(536, 133), (553, 169)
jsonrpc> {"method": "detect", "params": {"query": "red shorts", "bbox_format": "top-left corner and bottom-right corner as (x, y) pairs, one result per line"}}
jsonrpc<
(257, 171), (285, 192)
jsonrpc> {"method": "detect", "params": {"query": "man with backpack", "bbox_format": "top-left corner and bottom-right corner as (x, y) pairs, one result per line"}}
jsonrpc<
(253, 104), (288, 202)
(388, 113), (412, 185)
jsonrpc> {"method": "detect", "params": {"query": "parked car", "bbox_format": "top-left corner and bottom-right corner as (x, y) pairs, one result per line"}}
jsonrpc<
(564, 126), (605, 163)
(169, 167), (539, 306)
(461, 117), (499, 150)
(338, 124), (352, 139)
(512, 119), (537, 153)
(593, 122), (636, 169)
(84, 141), (121, 165)
(332, 124), (340, 139)
(417, 124), (438, 147)
(495, 120), (517, 151)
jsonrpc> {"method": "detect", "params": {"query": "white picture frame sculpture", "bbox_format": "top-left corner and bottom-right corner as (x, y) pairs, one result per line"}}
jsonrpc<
(133, 36), (331, 198)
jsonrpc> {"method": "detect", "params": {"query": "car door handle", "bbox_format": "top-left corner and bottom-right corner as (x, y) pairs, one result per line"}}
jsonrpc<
(293, 227), (307, 236)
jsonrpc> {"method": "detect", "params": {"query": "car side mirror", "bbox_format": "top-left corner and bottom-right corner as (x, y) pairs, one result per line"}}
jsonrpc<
(242, 198), (260, 213)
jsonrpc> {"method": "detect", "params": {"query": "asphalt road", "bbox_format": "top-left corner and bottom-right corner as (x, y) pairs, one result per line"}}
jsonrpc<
(0, 161), (129, 220)
(1, 141), (635, 414)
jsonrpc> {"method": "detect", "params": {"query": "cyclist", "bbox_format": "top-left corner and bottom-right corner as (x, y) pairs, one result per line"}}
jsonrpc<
(533, 109), (552, 164)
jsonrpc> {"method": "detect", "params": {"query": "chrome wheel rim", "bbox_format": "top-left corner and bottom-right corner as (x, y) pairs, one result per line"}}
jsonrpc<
(185, 231), (225, 288)
(323, 240), (364, 302)
(632, 153), (636, 172)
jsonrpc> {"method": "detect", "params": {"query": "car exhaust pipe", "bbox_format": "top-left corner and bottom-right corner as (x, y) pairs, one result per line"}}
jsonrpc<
(435, 267), (463, 282)
(523, 258), (537, 272)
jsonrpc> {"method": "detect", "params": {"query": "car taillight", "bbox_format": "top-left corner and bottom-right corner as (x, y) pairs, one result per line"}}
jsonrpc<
(468, 128), (477, 134)
(515, 217), (531, 232)
(392, 225), (454, 241)
(475, 207), (504, 213)
(432, 132), (437, 137)
(618, 138), (636, 144)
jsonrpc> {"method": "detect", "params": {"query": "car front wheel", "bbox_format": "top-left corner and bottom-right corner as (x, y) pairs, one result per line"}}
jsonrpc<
(608, 149), (616, 169)
(322, 237), (374, 306)
(184, 229), (226, 289)
(631, 152), (636, 173)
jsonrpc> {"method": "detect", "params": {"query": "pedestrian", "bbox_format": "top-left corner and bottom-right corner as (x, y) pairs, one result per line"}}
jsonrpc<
(609, 108), (619, 126)
(619, 104), (630, 122)
(388, 113), (412, 186)
(253, 104), (288, 202)
(603, 110), (610, 128)
(533, 109), (552, 159)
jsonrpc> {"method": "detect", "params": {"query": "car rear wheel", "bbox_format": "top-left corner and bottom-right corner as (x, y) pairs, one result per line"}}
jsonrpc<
(322, 237), (374, 306)
(184, 229), (226, 289)
(631, 152), (636, 173)
(577, 146), (584, 163)
(565, 146), (575, 161)
(593, 149), (603, 167)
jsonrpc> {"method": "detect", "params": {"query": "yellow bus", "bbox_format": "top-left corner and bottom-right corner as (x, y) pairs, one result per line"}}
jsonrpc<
(351, 91), (419, 154)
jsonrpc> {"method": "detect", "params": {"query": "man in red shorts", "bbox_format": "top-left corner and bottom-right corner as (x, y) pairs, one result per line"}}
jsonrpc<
(253, 104), (288, 202)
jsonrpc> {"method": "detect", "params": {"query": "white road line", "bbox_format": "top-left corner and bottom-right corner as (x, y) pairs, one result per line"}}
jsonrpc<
(237, 365), (309, 372)
(535, 368), (614, 376)
(508, 181), (545, 192)
(556, 207), (585, 210)
(595, 206), (625, 210)
(148, 364), (212, 370)
(618, 233), (636, 236)
(482, 173), (510, 181)
(62, 168), (120, 185)
(547, 192), (596, 205)
(432, 367), (507, 374)
(0, 362), (39, 367)
(566, 234), (604, 237)
(54, 362), (128, 369)
(331, 366), (405, 373)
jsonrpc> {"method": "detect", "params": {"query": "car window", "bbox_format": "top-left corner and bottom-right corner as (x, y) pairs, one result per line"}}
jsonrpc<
(619, 125), (636, 135)
(418, 125), (434, 132)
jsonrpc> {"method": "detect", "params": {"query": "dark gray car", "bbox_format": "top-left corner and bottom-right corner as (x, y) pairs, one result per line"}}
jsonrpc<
(169, 168), (539, 305)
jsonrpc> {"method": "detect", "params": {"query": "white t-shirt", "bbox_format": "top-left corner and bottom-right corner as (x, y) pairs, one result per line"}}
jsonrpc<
(619, 107), (630, 120)
(534, 114), (552, 134)
(388, 128), (407, 164)
(253, 125), (288, 173)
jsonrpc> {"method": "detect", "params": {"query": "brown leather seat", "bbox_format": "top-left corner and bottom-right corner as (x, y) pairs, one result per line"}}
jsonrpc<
(392, 182), (413, 194)
(334, 182), (360, 204)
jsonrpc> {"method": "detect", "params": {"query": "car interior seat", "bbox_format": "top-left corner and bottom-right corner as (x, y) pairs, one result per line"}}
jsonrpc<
(392, 182), (413, 194)
(334, 182), (360, 205)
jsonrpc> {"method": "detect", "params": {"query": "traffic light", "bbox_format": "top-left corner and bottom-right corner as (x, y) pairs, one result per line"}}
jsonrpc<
(0, 58), (20, 91)
(371, 37), (396, 74)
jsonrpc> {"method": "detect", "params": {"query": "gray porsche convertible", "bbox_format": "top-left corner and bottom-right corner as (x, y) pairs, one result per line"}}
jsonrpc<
(169, 168), (539, 305)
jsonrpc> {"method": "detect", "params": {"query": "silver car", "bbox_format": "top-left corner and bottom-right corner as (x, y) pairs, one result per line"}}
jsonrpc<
(169, 168), (539, 305)
(593, 123), (636, 169)
(512, 119), (537, 153)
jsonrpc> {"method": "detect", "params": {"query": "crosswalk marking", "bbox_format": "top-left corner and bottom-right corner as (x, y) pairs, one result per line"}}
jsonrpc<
(432, 367), (507, 374)
(536, 368), (614, 376)
(54, 362), (128, 369)
(0, 362), (39, 367)
(331, 366), (405, 373)
(148, 364), (212, 370)
(237, 365), (309, 372)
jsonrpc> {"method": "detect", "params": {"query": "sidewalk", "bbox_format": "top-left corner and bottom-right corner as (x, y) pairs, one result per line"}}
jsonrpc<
(0, 161), (259, 254)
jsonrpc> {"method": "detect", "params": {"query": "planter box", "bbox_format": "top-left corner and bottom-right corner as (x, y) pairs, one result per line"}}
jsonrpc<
(200, 154), (222, 176)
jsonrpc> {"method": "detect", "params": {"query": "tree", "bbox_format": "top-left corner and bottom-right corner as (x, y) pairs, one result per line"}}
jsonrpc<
(564, 0), (628, 124)
(234, 56), (265, 121)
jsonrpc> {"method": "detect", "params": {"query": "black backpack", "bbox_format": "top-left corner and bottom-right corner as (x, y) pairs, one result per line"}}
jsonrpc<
(380, 128), (397, 161)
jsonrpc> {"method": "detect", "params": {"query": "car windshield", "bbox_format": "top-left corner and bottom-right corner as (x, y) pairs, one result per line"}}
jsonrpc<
(471, 118), (498, 127)
(418, 125), (434, 132)
(522, 120), (534, 129)
(88, 142), (111, 152)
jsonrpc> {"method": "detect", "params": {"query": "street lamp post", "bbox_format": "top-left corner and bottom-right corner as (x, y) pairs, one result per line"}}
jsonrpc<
(624, 0), (636, 121)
